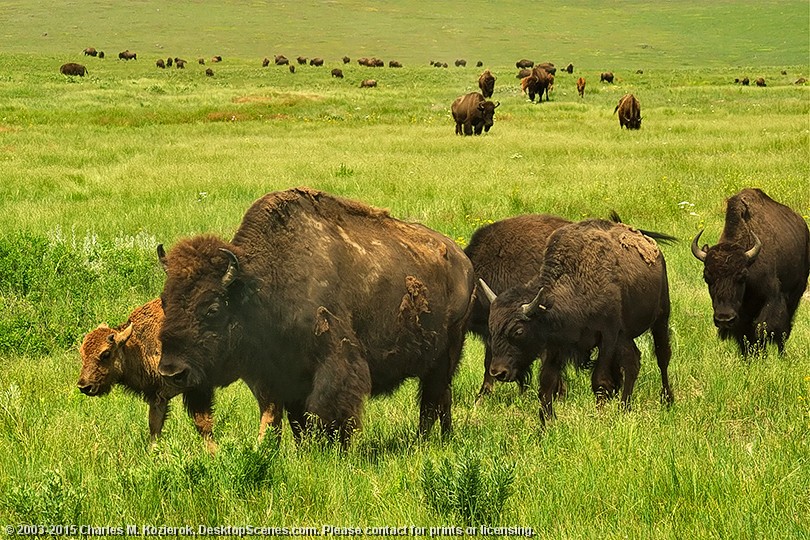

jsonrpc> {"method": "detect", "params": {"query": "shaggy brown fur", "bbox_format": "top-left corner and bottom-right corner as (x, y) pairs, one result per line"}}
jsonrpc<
(77, 299), (215, 451)
(614, 93), (641, 129)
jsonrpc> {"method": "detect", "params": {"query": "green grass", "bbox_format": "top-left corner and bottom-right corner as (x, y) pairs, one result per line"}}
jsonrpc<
(0, 1), (809, 538)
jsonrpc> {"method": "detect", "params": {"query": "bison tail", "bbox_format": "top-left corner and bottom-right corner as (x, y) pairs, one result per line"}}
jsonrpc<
(613, 105), (619, 114)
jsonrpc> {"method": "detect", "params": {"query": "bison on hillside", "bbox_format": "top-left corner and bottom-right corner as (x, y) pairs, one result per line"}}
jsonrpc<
(83, 47), (98, 57)
(118, 50), (137, 60)
(478, 69), (496, 98)
(576, 76), (586, 97)
(600, 71), (614, 83)
(691, 188), (809, 356)
(614, 93), (641, 129)
(451, 92), (500, 136)
(156, 187), (475, 446)
(59, 63), (87, 76)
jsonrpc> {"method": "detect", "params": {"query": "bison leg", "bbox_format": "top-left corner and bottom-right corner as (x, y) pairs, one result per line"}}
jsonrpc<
(591, 336), (619, 407)
(617, 339), (641, 411)
(651, 315), (674, 405)
(537, 349), (565, 425)
(475, 345), (496, 403)
(463, 121), (473, 136)
(286, 400), (307, 444)
(473, 123), (483, 135)
(182, 386), (216, 454)
(420, 322), (465, 437)
(455, 121), (463, 135)
(248, 382), (284, 443)
(756, 298), (791, 355)
(147, 398), (169, 446)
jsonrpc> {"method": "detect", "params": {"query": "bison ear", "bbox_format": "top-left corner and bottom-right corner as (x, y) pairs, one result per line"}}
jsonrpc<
(157, 244), (168, 273)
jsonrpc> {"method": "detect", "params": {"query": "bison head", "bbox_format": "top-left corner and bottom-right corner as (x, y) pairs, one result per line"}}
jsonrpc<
(478, 101), (500, 132)
(691, 230), (761, 329)
(157, 237), (250, 391)
(481, 279), (549, 382)
(77, 323), (133, 396)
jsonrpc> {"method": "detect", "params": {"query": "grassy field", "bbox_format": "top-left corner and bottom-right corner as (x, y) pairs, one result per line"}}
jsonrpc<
(0, 1), (809, 538)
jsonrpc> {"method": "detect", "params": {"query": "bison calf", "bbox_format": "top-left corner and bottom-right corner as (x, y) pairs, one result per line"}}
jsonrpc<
(77, 299), (216, 451)
(614, 93), (641, 129)
(576, 76), (586, 98)
(451, 92), (500, 135)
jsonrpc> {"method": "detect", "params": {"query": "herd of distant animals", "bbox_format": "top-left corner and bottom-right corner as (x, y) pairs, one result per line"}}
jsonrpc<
(59, 49), (806, 135)
(77, 184), (810, 451)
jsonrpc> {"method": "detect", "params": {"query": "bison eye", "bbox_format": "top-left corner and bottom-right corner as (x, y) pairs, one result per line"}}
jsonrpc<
(510, 325), (525, 340)
(99, 350), (111, 362)
(205, 302), (221, 319)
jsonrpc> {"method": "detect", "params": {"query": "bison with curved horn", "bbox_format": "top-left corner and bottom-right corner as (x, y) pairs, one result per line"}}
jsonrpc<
(691, 188), (809, 356)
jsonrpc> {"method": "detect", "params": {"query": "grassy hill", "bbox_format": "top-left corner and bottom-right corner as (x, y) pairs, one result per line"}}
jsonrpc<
(0, 1), (808, 538)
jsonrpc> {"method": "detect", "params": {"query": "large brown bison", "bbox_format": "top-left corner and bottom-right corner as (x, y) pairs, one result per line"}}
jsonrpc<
(60, 63), (87, 76)
(156, 59), (166, 69)
(274, 54), (289, 65)
(156, 187), (475, 446)
(455, 59), (467, 67)
(342, 56), (351, 64)
(516, 68), (532, 79)
(515, 58), (534, 69)
(175, 58), (186, 69)
(331, 68), (344, 78)
(614, 94), (641, 129)
(600, 71), (614, 83)
(691, 188), (809, 356)
(77, 299), (216, 451)
(118, 50), (137, 60)
(755, 77), (766, 87)
(296, 56), (308, 65)
(478, 69), (496, 98)
(481, 219), (674, 423)
(465, 214), (572, 399)
(83, 47), (98, 57)
(535, 62), (556, 75)
(310, 57), (324, 66)
(451, 92), (500, 136)
(526, 68), (554, 102)
(576, 76), (586, 98)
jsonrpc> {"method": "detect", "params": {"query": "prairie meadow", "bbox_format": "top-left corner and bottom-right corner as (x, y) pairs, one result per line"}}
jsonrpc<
(0, 1), (808, 538)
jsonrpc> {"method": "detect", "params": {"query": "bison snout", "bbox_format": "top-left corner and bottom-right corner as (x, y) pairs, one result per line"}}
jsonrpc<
(713, 312), (737, 329)
(489, 364), (515, 382)
(77, 382), (97, 396)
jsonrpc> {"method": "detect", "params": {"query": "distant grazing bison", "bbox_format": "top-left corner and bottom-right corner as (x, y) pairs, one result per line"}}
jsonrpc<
(78, 299), (216, 451)
(465, 214), (573, 398)
(331, 68), (344, 78)
(576, 76), (586, 97)
(198, 58), (205, 65)
(205, 68), (214, 77)
(451, 92), (500, 136)
(476, 60), (483, 67)
(156, 187), (475, 446)
(515, 58), (534, 69)
(600, 71), (614, 83)
(274, 54), (289, 65)
(98, 51), (105, 59)
(691, 188), (809, 356)
(478, 69), (496, 98)
(211, 55), (222, 63)
(166, 57), (173, 67)
(565, 63), (574, 74)
(310, 57), (324, 66)
(83, 47), (97, 57)
(614, 93), (641, 129)
(289, 65), (296, 73)
(455, 59), (467, 67)
(527, 67), (554, 102)
(360, 79), (377, 88)
(156, 59), (166, 69)
(59, 63), (87, 76)
(262, 57), (270, 67)
(535, 62), (556, 75)
(175, 58), (186, 69)
(481, 218), (674, 423)
(297, 56), (308, 65)
(342, 56), (351, 64)
(388, 60), (402, 68)
(740, 76), (750, 86)
(755, 77), (766, 87)
(118, 50), (137, 60)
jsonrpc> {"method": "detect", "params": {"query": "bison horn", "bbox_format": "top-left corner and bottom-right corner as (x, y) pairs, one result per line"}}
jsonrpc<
(494, 101), (501, 108)
(157, 244), (168, 273)
(219, 248), (240, 288)
(478, 279), (497, 304)
(520, 288), (547, 318)
(690, 230), (707, 262)
(744, 232), (762, 262)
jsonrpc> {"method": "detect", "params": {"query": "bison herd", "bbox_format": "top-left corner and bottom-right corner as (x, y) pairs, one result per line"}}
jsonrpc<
(78, 186), (809, 451)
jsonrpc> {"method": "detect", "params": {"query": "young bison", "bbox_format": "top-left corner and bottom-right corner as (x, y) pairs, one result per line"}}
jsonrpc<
(77, 299), (215, 451)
